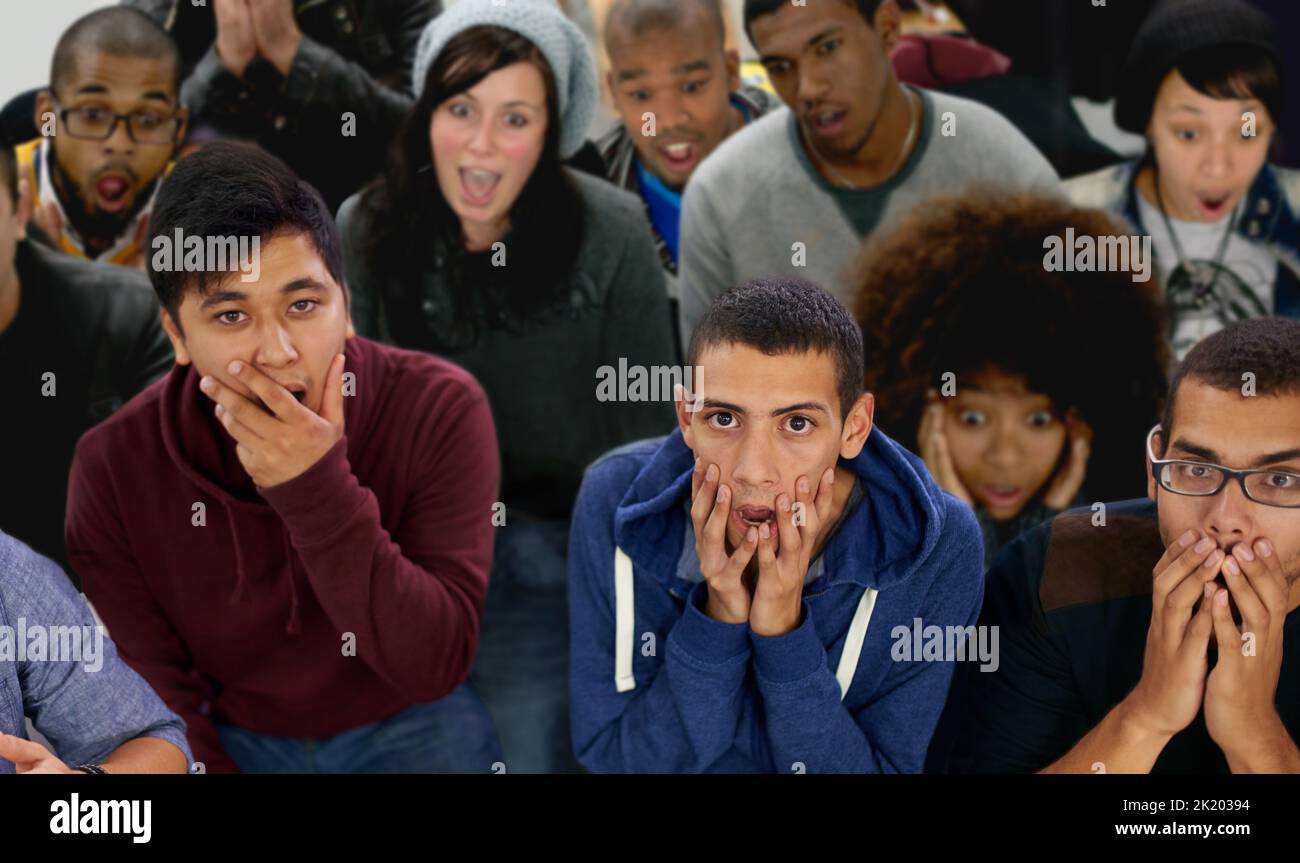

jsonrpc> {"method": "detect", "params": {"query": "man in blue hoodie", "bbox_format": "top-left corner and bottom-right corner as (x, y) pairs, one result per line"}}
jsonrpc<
(568, 276), (984, 772)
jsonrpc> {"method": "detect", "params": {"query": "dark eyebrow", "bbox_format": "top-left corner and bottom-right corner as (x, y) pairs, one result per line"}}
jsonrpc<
(673, 59), (712, 75)
(281, 278), (328, 294)
(702, 399), (746, 415)
(70, 83), (172, 105)
(1171, 103), (1203, 114)
(772, 401), (829, 417)
(760, 26), (841, 65)
(700, 399), (829, 417)
(1251, 449), (1300, 469)
(200, 290), (247, 310)
(1169, 438), (1300, 469)
(615, 68), (647, 81)
(200, 278), (328, 309)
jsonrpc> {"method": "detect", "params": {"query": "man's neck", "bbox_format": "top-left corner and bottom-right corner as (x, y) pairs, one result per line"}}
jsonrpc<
(807, 79), (917, 189)
(0, 259), (21, 336)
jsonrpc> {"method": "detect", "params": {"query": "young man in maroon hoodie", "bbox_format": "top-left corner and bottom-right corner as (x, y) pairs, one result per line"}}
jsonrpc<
(65, 141), (503, 773)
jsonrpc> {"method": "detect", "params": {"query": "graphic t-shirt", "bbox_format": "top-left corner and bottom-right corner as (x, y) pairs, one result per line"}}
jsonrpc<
(1138, 194), (1278, 359)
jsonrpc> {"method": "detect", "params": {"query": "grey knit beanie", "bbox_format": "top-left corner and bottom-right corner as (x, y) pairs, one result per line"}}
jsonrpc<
(412, 0), (598, 158)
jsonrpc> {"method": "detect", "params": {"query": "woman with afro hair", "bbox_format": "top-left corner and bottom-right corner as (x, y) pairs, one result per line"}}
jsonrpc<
(854, 189), (1171, 568)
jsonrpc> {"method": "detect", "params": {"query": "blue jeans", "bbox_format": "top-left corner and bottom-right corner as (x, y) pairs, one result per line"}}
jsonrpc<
(215, 684), (501, 773)
(469, 518), (581, 774)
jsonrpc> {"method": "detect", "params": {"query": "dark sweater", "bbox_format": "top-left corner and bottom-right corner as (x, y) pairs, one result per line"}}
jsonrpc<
(337, 169), (678, 519)
(956, 499), (1300, 773)
(65, 336), (500, 772)
(0, 240), (172, 573)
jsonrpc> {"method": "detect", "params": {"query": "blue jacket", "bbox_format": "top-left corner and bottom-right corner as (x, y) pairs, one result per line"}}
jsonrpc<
(1064, 160), (1300, 318)
(567, 427), (984, 773)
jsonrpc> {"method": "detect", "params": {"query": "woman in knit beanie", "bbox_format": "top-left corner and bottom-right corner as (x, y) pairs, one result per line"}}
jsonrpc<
(1065, 0), (1300, 361)
(336, 0), (677, 774)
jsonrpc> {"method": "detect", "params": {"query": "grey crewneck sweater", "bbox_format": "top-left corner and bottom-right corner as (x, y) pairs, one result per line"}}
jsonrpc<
(678, 87), (1060, 340)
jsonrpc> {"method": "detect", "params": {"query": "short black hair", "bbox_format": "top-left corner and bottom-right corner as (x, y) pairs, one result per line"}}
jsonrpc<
(0, 139), (15, 205)
(1160, 317), (1300, 450)
(605, 0), (727, 50)
(147, 141), (346, 325)
(50, 7), (181, 97)
(743, 0), (883, 45)
(687, 276), (865, 419)
(1176, 44), (1283, 128)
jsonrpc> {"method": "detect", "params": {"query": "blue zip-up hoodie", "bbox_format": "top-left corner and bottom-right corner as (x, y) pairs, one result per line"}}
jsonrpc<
(567, 427), (984, 773)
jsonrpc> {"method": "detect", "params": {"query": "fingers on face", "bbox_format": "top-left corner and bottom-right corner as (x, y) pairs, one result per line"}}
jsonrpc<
(202, 376), (272, 438)
(726, 523), (760, 574)
(1154, 534), (1217, 599)
(1184, 581), (1217, 649)
(1232, 539), (1286, 612)
(776, 492), (801, 556)
(690, 461), (718, 528)
(229, 361), (298, 418)
(214, 402), (263, 443)
(1210, 581), (1242, 654)
(703, 479), (732, 551)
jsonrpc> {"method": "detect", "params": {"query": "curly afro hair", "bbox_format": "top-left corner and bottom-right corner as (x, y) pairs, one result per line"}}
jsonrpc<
(853, 187), (1171, 504)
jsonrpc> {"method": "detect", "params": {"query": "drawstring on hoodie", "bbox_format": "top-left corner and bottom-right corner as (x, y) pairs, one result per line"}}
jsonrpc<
(612, 546), (880, 702)
(226, 506), (249, 603)
(282, 530), (302, 635)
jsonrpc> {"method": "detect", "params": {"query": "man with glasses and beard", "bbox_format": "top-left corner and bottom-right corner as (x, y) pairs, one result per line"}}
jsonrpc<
(15, 7), (187, 267)
(958, 317), (1300, 774)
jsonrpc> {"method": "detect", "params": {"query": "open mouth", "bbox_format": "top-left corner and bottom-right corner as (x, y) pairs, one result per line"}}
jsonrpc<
(659, 142), (699, 174)
(981, 485), (1025, 509)
(732, 505), (776, 533)
(93, 173), (131, 213)
(1196, 193), (1231, 219)
(459, 167), (501, 207)
(807, 108), (847, 138)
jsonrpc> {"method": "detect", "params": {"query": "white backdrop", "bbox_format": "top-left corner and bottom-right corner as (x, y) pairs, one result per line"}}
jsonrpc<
(1, 0), (110, 99)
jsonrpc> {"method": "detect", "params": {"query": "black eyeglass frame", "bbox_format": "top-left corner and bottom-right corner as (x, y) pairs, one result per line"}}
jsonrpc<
(49, 97), (181, 145)
(1146, 424), (1300, 509)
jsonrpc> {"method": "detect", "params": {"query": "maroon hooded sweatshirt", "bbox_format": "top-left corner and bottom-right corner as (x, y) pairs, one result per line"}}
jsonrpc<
(66, 336), (500, 772)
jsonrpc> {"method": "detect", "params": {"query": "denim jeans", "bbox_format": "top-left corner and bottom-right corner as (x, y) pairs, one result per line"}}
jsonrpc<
(468, 518), (581, 774)
(215, 684), (501, 773)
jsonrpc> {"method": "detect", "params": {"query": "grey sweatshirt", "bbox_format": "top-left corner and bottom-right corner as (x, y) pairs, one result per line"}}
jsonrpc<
(678, 87), (1061, 340)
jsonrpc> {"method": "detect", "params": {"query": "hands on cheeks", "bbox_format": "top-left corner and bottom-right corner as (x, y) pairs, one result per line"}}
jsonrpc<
(1204, 537), (1292, 767)
(690, 459), (837, 637)
(0, 732), (75, 774)
(198, 353), (346, 489)
(1042, 412), (1093, 510)
(1134, 529), (1294, 770)
(918, 394), (972, 506)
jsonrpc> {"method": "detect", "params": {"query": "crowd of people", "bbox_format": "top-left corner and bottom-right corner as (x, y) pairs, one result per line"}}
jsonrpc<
(1, 0), (1298, 775)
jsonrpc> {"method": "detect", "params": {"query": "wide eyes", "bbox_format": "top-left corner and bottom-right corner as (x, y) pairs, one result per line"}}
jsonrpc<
(955, 408), (1056, 428)
(704, 412), (814, 435)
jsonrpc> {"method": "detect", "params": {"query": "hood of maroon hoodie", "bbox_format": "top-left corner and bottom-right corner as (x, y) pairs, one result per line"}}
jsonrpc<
(158, 338), (371, 633)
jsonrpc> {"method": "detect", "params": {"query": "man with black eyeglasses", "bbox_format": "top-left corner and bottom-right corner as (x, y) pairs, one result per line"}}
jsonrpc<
(955, 317), (1300, 773)
(15, 7), (187, 266)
